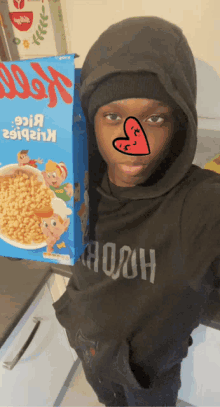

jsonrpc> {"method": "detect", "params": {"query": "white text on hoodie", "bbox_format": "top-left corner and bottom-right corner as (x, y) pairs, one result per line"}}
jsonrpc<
(80, 240), (156, 283)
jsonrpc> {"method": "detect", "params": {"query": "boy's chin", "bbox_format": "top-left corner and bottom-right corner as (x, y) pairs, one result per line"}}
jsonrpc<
(108, 162), (153, 186)
(109, 170), (150, 187)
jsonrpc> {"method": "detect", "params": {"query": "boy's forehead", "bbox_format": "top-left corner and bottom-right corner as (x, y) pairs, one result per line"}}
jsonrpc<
(104, 99), (170, 108)
(43, 213), (59, 220)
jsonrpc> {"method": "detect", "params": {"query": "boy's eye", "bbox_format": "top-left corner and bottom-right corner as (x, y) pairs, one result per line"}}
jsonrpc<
(52, 172), (56, 178)
(104, 113), (121, 121)
(47, 173), (50, 178)
(43, 221), (48, 228)
(51, 219), (56, 227)
(104, 113), (165, 124)
(146, 115), (165, 124)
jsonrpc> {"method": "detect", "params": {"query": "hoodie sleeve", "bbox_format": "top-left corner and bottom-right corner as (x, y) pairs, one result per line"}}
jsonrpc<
(180, 176), (220, 288)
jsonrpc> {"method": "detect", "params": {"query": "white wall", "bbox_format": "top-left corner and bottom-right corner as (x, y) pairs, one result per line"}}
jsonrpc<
(61, 0), (220, 75)
(60, 0), (220, 122)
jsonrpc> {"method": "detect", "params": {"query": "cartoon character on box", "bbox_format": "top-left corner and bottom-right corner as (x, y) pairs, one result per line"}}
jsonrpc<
(17, 150), (43, 168)
(204, 154), (220, 173)
(77, 171), (89, 245)
(34, 198), (73, 255)
(42, 160), (73, 202)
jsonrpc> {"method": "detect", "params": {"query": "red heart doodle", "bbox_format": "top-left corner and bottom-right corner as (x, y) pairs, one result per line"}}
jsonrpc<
(113, 116), (151, 156)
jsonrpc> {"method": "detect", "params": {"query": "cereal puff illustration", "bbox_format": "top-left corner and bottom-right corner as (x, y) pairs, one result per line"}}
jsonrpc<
(84, 171), (89, 210)
(42, 160), (73, 202)
(34, 198), (72, 255)
(74, 182), (81, 204)
(78, 203), (88, 245)
(204, 153), (220, 174)
(17, 150), (43, 168)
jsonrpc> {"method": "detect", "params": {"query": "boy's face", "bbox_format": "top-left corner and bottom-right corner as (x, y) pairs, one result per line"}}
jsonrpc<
(94, 98), (175, 187)
(45, 170), (65, 188)
(40, 214), (65, 238)
(19, 154), (29, 164)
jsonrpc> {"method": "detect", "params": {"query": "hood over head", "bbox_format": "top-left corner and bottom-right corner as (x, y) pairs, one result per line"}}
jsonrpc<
(79, 16), (198, 202)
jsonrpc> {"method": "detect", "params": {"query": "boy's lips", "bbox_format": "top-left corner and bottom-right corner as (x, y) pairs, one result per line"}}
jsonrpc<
(119, 163), (146, 175)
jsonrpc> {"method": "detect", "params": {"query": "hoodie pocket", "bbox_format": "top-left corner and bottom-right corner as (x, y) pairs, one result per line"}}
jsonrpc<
(52, 289), (86, 348)
(111, 339), (155, 390)
(53, 293), (155, 391)
(52, 289), (105, 370)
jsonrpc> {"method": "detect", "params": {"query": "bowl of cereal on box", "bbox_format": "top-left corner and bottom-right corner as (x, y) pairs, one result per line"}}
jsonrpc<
(0, 164), (55, 250)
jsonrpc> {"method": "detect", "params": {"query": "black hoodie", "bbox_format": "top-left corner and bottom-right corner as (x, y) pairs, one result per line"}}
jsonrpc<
(52, 16), (220, 388)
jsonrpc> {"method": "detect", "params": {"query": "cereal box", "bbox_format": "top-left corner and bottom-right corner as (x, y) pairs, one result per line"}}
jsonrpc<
(0, 0), (68, 59)
(0, 54), (89, 266)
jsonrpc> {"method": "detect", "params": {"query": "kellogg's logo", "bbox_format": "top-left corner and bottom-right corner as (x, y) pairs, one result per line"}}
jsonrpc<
(0, 62), (73, 108)
(9, 12), (33, 32)
(13, 0), (25, 9)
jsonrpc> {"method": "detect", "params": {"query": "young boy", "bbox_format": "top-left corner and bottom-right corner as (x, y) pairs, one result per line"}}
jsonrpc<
(17, 150), (43, 168)
(52, 16), (220, 406)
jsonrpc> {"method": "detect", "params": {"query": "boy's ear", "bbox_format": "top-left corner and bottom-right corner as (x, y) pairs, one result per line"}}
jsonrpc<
(63, 218), (70, 230)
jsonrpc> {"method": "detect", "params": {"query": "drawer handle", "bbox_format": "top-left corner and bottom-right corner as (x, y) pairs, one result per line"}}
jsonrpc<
(3, 317), (43, 370)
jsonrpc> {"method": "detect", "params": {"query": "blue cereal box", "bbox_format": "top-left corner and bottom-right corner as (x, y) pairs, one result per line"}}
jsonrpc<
(0, 54), (89, 266)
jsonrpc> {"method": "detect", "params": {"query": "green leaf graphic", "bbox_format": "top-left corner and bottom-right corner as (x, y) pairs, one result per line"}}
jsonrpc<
(33, 5), (48, 45)
(36, 30), (44, 40)
(40, 19), (48, 28)
(40, 13), (48, 21)
(33, 34), (40, 45)
(38, 25), (47, 35)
